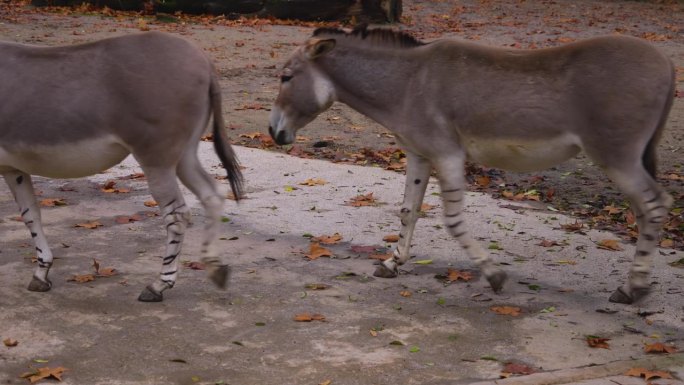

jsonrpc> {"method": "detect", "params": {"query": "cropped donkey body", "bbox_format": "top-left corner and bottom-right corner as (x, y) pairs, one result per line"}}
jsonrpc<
(1, 32), (243, 301)
(270, 27), (675, 304)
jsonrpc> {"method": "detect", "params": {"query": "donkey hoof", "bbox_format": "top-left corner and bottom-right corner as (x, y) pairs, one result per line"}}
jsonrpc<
(487, 270), (507, 293)
(609, 287), (650, 304)
(209, 265), (231, 289)
(373, 264), (398, 278)
(28, 277), (52, 292)
(138, 286), (163, 302)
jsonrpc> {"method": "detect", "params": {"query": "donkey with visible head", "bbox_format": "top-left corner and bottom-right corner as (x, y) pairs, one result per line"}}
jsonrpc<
(269, 26), (676, 304)
(1, 31), (243, 302)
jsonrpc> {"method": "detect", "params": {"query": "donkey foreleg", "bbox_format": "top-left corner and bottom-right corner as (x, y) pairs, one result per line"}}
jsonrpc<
(606, 169), (672, 304)
(436, 157), (507, 292)
(374, 153), (430, 278)
(3, 171), (55, 292)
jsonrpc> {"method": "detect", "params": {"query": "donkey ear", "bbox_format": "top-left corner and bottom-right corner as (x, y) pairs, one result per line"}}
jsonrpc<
(305, 38), (336, 59)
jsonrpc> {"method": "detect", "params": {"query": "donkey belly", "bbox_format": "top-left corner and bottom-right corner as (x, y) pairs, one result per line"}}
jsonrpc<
(0, 136), (130, 178)
(465, 134), (581, 173)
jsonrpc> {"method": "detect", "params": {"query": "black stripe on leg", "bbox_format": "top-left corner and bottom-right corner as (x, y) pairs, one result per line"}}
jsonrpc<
(644, 234), (656, 241)
(36, 247), (42, 253)
(452, 231), (467, 238)
(31, 232), (37, 238)
(442, 188), (461, 193)
(21, 208), (29, 216)
(448, 221), (463, 229)
(445, 212), (460, 218)
(162, 270), (177, 276)
(447, 199), (462, 203)
(169, 240), (180, 245)
(636, 250), (649, 257)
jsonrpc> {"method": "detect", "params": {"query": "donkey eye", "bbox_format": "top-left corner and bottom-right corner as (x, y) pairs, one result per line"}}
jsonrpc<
(281, 74), (293, 83)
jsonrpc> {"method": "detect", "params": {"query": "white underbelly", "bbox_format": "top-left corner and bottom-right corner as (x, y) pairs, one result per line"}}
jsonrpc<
(0, 136), (131, 178)
(465, 133), (581, 172)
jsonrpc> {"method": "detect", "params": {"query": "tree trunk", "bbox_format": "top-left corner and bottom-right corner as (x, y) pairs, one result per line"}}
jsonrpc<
(31, 0), (402, 22)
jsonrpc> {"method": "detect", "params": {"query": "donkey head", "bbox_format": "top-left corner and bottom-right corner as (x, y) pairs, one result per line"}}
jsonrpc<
(269, 38), (336, 145)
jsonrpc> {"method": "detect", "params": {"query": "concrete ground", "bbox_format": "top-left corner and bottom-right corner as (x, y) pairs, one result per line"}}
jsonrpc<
(1, 144), (682, 384)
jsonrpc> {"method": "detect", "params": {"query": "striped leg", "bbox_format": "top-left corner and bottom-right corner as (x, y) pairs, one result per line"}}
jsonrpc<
(3, 171), (55, 292)
(435, 156), (507, 292)
(606, 168), (672, 304)
(374, 152), (431, 278)
(138, 167), (190, 302)
(177, 148), (230, 289)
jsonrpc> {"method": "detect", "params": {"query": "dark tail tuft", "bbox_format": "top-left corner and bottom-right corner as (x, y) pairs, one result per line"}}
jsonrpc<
(210, 72), (244, 200)
(643, 61), (676, 179)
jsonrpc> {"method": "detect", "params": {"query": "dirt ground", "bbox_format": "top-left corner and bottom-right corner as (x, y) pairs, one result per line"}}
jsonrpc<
(0, 1), (683, 384)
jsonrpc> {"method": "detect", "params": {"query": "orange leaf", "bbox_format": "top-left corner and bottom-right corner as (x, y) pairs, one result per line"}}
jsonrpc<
(39, 198), (67, 207)
(490, 306), (521, 316)
(183, 261), (206, 270)
(97, 267), (117, 277)
(625, 367), (674, 381)
(399, 290), (412, 297)
(305, 242), (333, 260)
(75, 221), (103, 229)
(20, 366), (67, 383)
(502, 362), (535, 375)
(586, 337), (610, 349)
(475, 175), (490, 187)
(420, 203), (437, 212)
(293, 313), (326, 322)
(313, 233), (343, 245)
(596, 239), (623, 251)
(447, 268), (473, 282)
(299, 178), (327, 186)
(346, 192), (376, 207)
(143, 200), (158, 207)
(3, 338), (18, 347)
(644, 342), (677, 354)
(383, 234), (400, 243)
(369, 252), (392, 261)
(68, 274), (95, 283)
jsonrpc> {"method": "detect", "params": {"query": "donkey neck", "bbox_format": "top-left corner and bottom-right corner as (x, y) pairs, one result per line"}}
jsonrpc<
(320, 47), (418, 128)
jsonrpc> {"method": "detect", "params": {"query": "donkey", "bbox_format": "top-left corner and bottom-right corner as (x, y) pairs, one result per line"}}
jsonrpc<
(269, 26), (676, 304)
(1, 31), (243, 302)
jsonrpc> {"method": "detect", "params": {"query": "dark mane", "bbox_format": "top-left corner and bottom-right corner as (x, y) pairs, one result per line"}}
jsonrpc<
(313, 24), (424, 49)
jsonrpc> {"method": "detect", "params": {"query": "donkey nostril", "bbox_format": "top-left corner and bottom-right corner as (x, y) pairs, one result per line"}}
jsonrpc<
(276, 130), (288, 145)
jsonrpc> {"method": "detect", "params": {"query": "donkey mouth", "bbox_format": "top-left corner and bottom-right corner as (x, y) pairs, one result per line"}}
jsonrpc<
(269, 125), (292, 145)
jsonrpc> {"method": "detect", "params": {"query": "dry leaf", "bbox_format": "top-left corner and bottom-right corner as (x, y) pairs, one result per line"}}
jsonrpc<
(319, 380), (332, 385)
(143, 200), (158, 207)
(420, 203), (437, 212)
(293, 313), (326, 322)
(97, 267), (117, 277)
(596, 239), (623, 251)
(299, 178), (327, 186)
(75, 221), (103, 229)
(68, 274), (95, 283)
(475, 175), (490, 187)
(183, 261), (206, 270)
(305, 242), (333, 260)
(490, 306), (521, 316)
(39, 198), (67, 207)
(502, 362), (535, 376)
(383, 234), (400, 243)
(399, 290), (412, 297)
(3, 338), (18, 347)
(644, 342), (677, 354)
(20, 366), (67, 383)
(369, 252), (392, 261)
(313, 233), (343, 245)
(346, 192), (376, 207)
(447, 268), (473, 282)
(101, 180), (129, 193)
(625, 367), (674, 381)
(586, 337), (610, 349)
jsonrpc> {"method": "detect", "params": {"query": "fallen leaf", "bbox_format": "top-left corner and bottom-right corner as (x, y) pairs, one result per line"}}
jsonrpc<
(420, 203), (437, 212)
(313, 233), (343, 245)
(346, 192), (377, 207)
(644, 342), (677, 354)
(183, 261), (206, 270)
(143, 200), (158, 207)
(369, 252), (392, 261)
(97, 267), (117, 277)
(413, 259), (433, 265)
(74, 221), (103, 229)
(625, 367), (674, 381)
(383, 234), (400, 243)
(586, 336), (610, 349)
(490, 306), (521, 316)
(304, 283), (330, 290)
(39, 198), (67, 207)
(399, 290), (412, 297)
(447, 268), (473, 282)
(660, 238), (674, 248)
(305, 242), (333, 260)
(319, 380), (332, 385)
(101, 180), (130, 193)
(596, 239), (623, 251)
(475, 175), (490, 187)
(20, 366), (67, 383)
(299, 178), (327, 186)
(561, 220), (584, 232)
(67, 274), (95, 283)
(293, 313), (326, 322)
(3, 338), (18, 347)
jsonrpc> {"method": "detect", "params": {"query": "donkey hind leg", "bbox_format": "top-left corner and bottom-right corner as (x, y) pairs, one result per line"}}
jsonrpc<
(374, 153), (431, 278)
(177, 149), (229, 289)
(435, 156), (507, 292)
(606, 168), (672, 304)
(137, 167), (191, 302)
(3, 171), (55, 292)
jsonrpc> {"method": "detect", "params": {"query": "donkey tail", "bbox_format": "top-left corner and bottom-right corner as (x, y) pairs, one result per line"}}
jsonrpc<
(643, 60), (676, 178)
(210, 71), (244, 201)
